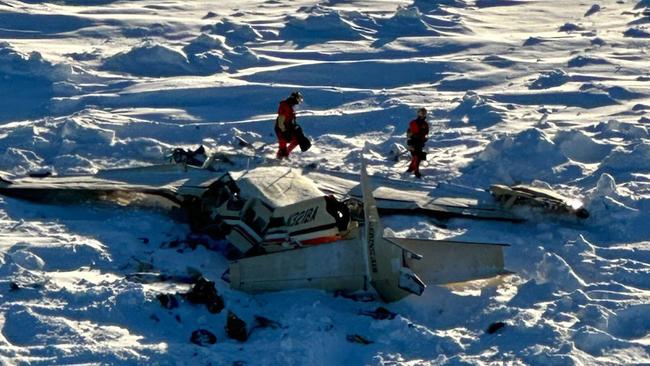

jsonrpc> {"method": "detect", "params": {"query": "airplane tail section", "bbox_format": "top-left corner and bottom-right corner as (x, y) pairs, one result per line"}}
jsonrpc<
(360, 157), (509, 301)
(360, 159), (426, 302)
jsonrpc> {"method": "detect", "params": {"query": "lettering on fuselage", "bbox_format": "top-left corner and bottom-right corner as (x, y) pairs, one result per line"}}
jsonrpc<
(286, 206), (319, 227)
(367, 221), (378, 274)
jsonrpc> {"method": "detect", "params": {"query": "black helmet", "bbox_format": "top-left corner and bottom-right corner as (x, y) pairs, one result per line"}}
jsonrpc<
(417, 107), (427, 115)
(290, 91), (304, 104)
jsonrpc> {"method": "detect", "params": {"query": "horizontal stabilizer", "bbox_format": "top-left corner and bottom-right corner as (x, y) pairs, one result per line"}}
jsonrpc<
(387, 238), (508, 285)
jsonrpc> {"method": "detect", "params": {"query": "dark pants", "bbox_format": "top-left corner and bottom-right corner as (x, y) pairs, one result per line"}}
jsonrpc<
(407, 140), (425, 175)
(276, 127), (298, 159)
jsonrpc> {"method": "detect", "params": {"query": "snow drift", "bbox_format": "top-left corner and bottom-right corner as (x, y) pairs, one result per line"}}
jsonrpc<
(462, 128), (582, 184)
(102, 41), (194, 77)
(281, 8), (366, 44)
(1, 0), (650, 364)
(0, 42), (71, 82)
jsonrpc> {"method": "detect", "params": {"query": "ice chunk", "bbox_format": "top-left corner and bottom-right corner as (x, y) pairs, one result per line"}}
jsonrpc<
(624, 27), (650, 38)
(61, 117), (115, 145)
(202, 19), (262, 43)
(281, 9), (365, 42)
(380, 6), (436, 36)
(0, 42), (71, 82)
(183, 33), (227, 55)
(0, 148), (44, 175)
(559, 22), (585, 32)
(529, 69), (569, 89)
(450, 91), (504, 126)
(102, 41), (193, 77)
(601, 143), (650, 172)
(536, 252), (586, 291)
(553, 130), (612, 163)
(466, 128), (580, 184)
(588, 119), (648, 139)
(10, 249), (45, 271)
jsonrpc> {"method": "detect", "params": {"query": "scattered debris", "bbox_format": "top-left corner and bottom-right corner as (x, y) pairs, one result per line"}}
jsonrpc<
(190, 329), (217, 346)
(150, 274), (225, 314)
(359, 306), (397, 320)
(234, 136), (251, 148)
(225, 311), (248, 342)
(168, 145), (207, 166)
(8, 281), (42, 291)
(164, 234), (221, 251)
(156, 293), (179, 309)
(486, 321), (506, 334)
(252, 315), (282, 331)
(346, 334), (374, 345)
(490, 183), (589, 219)
(183, 277), (225, 314)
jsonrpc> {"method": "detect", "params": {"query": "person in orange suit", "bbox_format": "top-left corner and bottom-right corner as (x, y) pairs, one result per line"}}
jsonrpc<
(406, 107), (429, 178)
(275, 91), (303, 159)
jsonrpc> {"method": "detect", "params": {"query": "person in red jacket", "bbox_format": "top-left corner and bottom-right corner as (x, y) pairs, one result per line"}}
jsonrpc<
(406, 107), (430, 178)
(275, 91), (303, 159)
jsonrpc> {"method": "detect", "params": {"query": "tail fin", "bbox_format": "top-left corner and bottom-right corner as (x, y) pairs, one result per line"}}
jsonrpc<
(360, 158), (425, 302)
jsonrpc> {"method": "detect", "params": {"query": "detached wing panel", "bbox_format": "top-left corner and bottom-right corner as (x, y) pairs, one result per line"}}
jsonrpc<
(0, 164), (231, 205)
(0, 177), (183, 205)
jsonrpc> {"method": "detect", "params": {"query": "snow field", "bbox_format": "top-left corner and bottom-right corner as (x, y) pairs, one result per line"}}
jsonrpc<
(0, 0), (649, 364)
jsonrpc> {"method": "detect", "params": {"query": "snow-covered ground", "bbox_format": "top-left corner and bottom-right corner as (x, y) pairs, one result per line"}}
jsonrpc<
(1, 0), (649, 364)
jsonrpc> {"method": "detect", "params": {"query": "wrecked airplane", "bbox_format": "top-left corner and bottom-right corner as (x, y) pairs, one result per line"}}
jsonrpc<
(490, 183), (589, 219)
(0, 155), (512, 302)
(227, 160), (509, 301)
